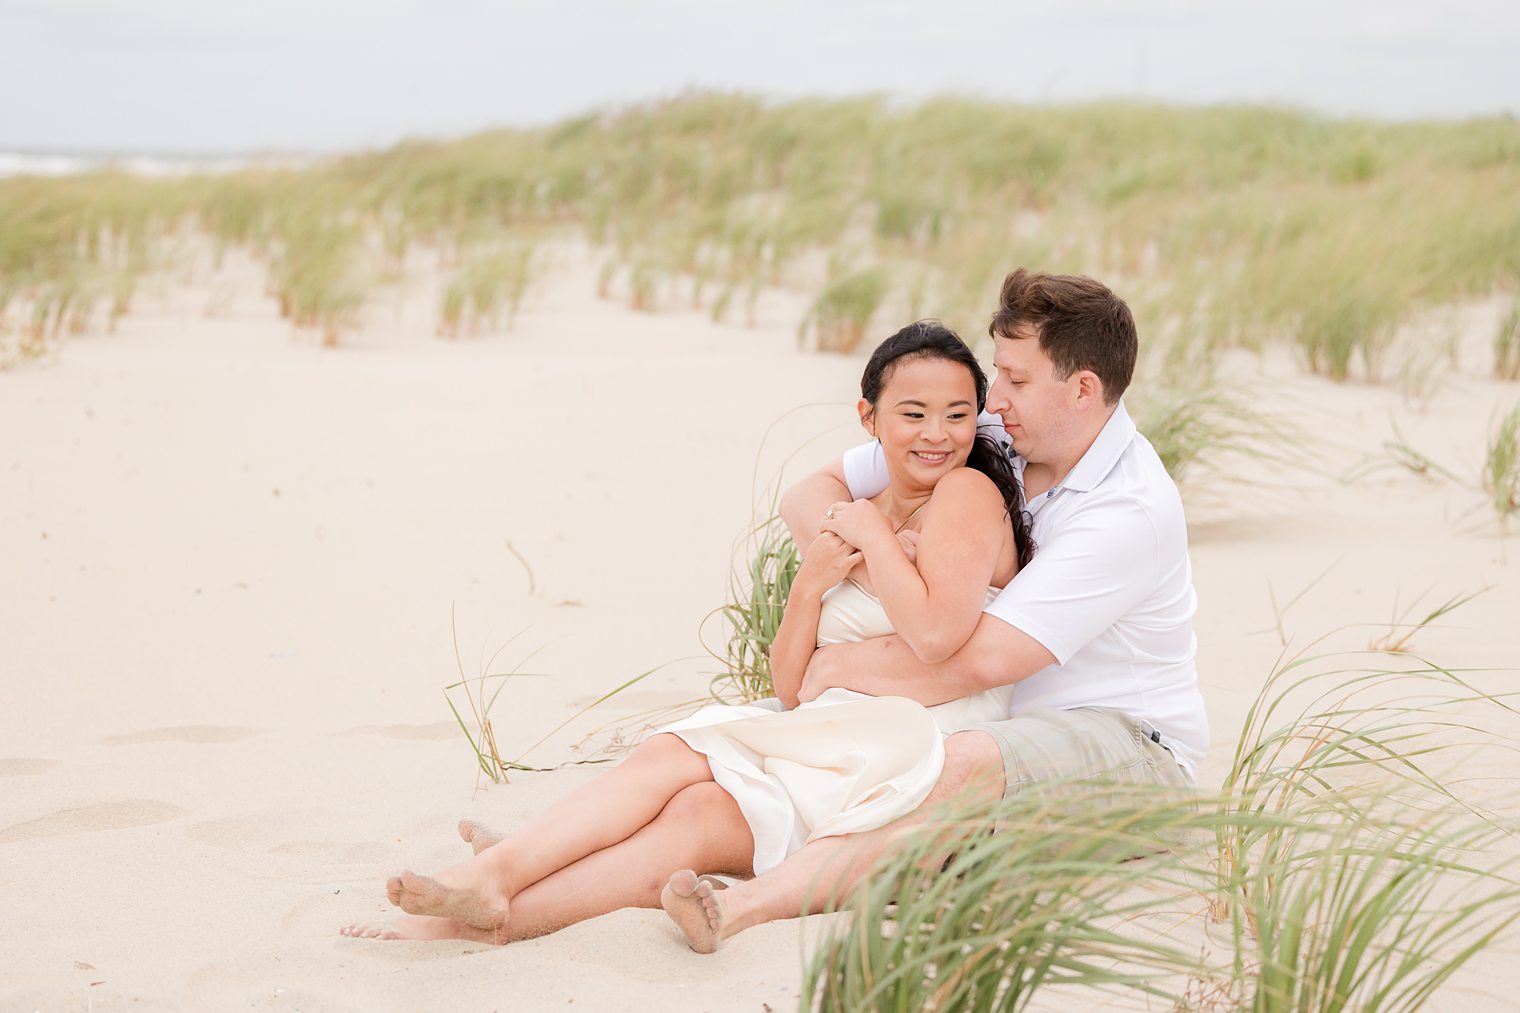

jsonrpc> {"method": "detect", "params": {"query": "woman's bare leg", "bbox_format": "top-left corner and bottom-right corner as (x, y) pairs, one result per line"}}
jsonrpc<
(498, 781), (754, 941)
(663, 730), (1005, 951)
(388, 733), (716, 930)
(357, 782), (754, 942)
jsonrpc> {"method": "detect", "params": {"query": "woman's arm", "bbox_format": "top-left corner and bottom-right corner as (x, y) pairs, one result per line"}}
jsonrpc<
(770, 531), (860, 709)
(823, 468), (1007, 664)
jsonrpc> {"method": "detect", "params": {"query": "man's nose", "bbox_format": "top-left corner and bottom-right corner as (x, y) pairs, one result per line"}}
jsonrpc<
(986, 378), (1011, 414)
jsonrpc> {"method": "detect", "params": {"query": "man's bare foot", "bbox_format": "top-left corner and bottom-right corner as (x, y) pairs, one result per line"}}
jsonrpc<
(339, 913), (496, 943)
(660, 869), (727, 953)
(457, 818), (503, 855)
(386, 868), (510, 932)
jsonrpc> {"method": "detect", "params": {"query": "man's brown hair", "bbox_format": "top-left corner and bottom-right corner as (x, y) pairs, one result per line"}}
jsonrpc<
(988, 268), (1137, 405)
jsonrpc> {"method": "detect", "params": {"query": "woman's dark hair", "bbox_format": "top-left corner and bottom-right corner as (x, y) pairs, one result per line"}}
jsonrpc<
(861, 320), (1034, 570)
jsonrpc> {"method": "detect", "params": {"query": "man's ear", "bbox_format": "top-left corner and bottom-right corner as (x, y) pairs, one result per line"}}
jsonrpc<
(857, 398), (876, 437)
(1074, 370), (1104, 408)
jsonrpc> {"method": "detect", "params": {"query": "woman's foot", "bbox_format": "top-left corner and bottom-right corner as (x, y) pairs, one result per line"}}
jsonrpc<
(660, 869), (727, 953)
(339, 913), (496, 943)
(386, 866), (510, 933)
(457, 818), (503, 855)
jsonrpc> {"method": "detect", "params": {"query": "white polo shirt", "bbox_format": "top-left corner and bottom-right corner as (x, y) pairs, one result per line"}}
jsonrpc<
(842, 401), (1208, 779)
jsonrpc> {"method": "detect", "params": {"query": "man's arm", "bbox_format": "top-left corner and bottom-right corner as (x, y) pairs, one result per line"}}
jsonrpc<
(798, 612), (1056, 706)
(781, 438), (892, 546)
(779, 458), (850, 547)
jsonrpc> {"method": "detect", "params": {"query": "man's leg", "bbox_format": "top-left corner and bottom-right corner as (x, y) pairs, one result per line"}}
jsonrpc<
(663, 729), (1005, 952)
(662, 708), (1189, 951)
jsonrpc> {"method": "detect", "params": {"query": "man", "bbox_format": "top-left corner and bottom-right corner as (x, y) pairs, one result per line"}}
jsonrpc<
(660, 267), (1209, 951)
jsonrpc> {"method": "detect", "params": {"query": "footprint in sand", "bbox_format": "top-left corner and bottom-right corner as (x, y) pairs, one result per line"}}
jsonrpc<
(0, 758), (56, 777)
(340, 722), (457, 741)
(103, 725), (260, 745)
(187, 813), (301, 849)
(187, 812), (383, 865)
(0, 800), (184, 843)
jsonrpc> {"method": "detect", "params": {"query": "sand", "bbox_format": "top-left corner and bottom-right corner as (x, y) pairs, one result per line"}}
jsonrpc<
(2, 250), (1518, 1010)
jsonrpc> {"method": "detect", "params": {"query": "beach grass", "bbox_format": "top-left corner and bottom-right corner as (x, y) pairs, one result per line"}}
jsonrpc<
(5, 97), (1516, 372)
(803, 620), (1520, 1012)
(1483, 402), (1520, 531)
(439, 240), (536, 338)
(800, 265), (890, 354)
(268, 208), (367, 346)
(1129, 384), (1290, 487)
(1497, 301), (1520, 381)
(706, 514), (800, 704)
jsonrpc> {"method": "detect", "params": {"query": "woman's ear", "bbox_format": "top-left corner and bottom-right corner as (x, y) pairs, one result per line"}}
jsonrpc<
(857, 398), (875, 437)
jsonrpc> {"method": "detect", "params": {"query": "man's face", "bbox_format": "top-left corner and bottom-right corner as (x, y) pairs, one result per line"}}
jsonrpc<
(985, 327), (1079, 464)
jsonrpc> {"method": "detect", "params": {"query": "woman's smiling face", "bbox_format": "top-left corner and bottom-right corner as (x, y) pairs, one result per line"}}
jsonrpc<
(859, 354), (980, 493)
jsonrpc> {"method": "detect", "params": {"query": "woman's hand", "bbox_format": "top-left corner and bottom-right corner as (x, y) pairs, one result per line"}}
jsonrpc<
(896, 529), (920, 564)
(820, 499), (895, 554)
(796, 531), (862, 595)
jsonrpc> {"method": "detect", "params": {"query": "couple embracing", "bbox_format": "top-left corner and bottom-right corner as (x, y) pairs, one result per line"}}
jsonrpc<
(341, 268), (1209, 949)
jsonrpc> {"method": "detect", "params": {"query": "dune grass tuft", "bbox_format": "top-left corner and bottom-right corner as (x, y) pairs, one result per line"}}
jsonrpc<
(1130, 384), (1290, 486)
(705, 514), (800, 704)
(268, 212), (367, 347)
(805, 604), (1520, 1012)
(1483, 402), (1520, 531)
(801, 266), (890, 354)
(439, 240), (536, 338)
(1497, 301), (1520, 381)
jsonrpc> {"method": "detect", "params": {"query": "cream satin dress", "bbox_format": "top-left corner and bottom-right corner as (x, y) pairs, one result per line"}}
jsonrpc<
(659, 580), (1012, 875)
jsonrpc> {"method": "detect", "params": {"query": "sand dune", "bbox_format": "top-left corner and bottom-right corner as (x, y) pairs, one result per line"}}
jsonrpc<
(2, 251), (1517, 1009)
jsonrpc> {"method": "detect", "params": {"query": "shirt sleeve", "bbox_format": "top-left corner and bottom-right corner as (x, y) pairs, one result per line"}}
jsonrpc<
(841, 440), (889, 499)
(983, 495), (1160, 664)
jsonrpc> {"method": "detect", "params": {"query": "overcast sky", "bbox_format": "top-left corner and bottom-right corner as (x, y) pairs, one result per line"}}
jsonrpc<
(3, 0), (1518, 154)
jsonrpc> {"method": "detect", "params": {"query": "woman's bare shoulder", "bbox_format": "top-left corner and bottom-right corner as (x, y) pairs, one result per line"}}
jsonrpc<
(929, 467), (1004, 510)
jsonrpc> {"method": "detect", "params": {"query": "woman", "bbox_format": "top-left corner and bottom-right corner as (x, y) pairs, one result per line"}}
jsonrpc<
(340, 321), (1032, 944)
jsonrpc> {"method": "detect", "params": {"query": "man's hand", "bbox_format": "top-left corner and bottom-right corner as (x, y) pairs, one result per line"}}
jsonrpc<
(797, 615), (1057, 707)
(797, 643), (851, 703)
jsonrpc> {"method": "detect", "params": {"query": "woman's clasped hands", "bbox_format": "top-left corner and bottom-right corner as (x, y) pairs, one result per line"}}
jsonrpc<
(821, 499), (894, 553)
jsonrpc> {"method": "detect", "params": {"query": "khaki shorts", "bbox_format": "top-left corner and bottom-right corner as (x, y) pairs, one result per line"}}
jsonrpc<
(964, 706), (1189, 800)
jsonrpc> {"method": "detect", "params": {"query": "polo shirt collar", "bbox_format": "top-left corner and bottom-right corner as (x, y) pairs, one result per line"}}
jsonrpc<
(1057, 399), (1136, 494)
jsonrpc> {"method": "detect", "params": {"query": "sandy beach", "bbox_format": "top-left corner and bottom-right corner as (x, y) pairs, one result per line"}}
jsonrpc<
(3, 248), (1518, 1011)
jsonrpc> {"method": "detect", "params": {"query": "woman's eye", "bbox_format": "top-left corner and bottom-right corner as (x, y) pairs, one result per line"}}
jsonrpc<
(903, 412), (925, 419)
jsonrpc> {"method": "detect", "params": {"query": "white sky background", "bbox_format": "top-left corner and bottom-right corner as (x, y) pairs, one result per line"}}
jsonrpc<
(2, 0), (1518, 154)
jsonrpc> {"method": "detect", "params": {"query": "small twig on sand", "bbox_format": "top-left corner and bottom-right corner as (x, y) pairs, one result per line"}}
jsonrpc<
(506, 540), (537, 596)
